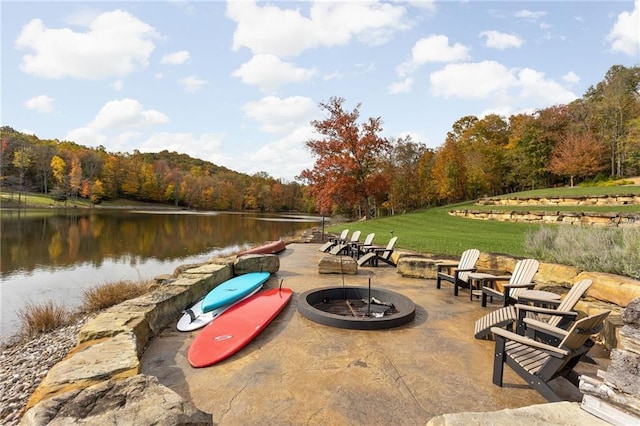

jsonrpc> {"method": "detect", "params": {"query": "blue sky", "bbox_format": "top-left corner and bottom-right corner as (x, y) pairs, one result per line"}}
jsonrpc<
(2, 1), (639, 181)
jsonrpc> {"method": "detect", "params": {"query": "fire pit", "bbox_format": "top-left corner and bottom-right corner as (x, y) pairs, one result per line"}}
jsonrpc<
(298, 285), (415, 330)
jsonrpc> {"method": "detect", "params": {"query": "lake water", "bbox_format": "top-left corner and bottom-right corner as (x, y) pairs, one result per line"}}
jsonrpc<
(0, 208), (322, 340)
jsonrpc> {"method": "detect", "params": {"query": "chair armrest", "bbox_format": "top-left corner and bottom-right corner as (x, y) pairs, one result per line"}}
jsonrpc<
(454, 267), (476, 273)
(490, 327), (569, 357)
(503, 282), (535, 289)
(514, 304), (578, 318)
(517, 297), (561, 308)
(522, 318), (570, 339)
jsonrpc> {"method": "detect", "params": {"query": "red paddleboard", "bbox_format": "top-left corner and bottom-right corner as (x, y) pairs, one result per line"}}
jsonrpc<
(188, 287), (293, 368)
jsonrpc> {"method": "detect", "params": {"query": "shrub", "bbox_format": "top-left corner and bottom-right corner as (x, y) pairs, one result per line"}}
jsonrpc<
(18, 301), (73, 337)
(525, 226), (640, 279)
(82, 279), (154, 312)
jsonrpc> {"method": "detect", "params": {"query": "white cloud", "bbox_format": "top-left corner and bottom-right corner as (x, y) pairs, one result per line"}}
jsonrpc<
(15, 10), (159, 79)
(178, 75), (209, 93)
(396, 35), (470, 77)
(161, 50), (190, 65)
(430, 62), (577, 107)
(65, 98), (169, 147)
(232, 54), (317, 92)
(607, 0), (640, 56)
(141, 132), (228, 165)
(514, 9), (547, 19)
(388, 77), (413, 94)
(479, 30), (524, 50)
(242, 96), (317, 133)
(226, 0), (408, 58)
(407, 1), (436, 12)
(430, 61), (517, 99)
(562, 71), (580, 86)
(24, 95), (54, 113)
(244, 126), (316, 180)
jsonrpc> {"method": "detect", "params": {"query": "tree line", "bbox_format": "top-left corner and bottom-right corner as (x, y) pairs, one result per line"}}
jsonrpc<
(2, 65), (639, 217)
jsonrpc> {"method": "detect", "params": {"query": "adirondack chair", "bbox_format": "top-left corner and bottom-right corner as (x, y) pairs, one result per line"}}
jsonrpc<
(357, 236), (398, 267)
(491, 310), (610, 402)
(350, 232), (375, 259)
(435, 249), (480, 295)
(474, 279), (592, 340)
(318, 229), (349, 252)
(481, 259), (539, 307)
(329, 230), (361, 255)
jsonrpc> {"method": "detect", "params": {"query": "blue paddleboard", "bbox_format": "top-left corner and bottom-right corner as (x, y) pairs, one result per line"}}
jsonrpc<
(201, 272), (270, 313)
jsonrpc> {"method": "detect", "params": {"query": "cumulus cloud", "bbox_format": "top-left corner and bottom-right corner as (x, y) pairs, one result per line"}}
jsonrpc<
(562, 71), (580, 86)
(396, 35), (470, 77)
(65, 98), (169, 147)
(226, 0), (409, 58)
(388, 77), (413, 94)
(140, 132), (228, 165)
(15, 9), (159, 79)
(178, 75), (209, 93)
(232, 54), (317, 92)
(24, 95), (54, 113)
(607, 0), (640, 56)
(430, 61), (577, 109)
(242, 96), (317, 133)
(161, 50), (190, 65)
(243, 125), (316, 180)
(479, 30), (524, 50)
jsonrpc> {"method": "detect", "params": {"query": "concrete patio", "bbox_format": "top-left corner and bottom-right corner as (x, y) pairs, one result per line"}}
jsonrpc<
(140, 243), (610, 424)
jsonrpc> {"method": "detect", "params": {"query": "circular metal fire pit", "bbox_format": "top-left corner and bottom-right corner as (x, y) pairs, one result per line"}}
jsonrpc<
(298, 286), (415, 330)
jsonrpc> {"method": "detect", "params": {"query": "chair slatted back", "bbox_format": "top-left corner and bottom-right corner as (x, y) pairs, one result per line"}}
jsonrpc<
(548, 279), (593, 327)
(362, 233), (375, 246)
(381, 236), (398, 260)
(559, 310), (610, 351)
(349, 230), (361, 243)
(507, 259), (539, 299)
(457, 249), (480, 283)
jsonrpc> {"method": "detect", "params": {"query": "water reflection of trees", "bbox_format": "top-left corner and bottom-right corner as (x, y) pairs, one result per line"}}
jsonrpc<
(1, 210), (316, 276)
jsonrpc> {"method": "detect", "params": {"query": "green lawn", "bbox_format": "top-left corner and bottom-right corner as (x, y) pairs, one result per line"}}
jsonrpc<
(327, 186), (640, 257)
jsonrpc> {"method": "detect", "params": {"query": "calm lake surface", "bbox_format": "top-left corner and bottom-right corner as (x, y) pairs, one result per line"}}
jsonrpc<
(0, 208), (321, 340)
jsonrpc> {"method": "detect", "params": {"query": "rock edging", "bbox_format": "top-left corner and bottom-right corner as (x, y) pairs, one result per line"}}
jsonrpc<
(21, 253), (280, 425)
(449, 209), (640, 227)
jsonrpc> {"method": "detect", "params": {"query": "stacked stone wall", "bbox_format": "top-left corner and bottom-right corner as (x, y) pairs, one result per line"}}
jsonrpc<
(449, 209), (640, 227)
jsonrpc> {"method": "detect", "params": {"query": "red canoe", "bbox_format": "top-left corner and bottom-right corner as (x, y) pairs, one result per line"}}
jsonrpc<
(237, 239), (286, 257)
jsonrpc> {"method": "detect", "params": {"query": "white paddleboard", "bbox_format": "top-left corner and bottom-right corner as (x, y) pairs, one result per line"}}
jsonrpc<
(177, 285), (262, 332)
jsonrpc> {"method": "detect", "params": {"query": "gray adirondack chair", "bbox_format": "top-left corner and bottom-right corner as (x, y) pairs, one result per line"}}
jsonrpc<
(435, 249), (480, 295)
(491, 310), (610, 402)
(474, 279), (592, 340)
(481, 258), (539, 307)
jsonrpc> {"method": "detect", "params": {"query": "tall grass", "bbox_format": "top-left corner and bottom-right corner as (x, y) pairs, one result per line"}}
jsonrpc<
(18, 301), (73, 337)
(15, 280), (154, 339)
(525, 226), (640, 279)
(81, 279), (154, 312)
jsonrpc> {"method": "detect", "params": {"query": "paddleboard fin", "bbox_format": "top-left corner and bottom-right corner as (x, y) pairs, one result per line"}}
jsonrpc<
(183, 308), (197, 323)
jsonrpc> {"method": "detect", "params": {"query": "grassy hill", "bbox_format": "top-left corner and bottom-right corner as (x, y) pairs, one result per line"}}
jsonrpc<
(326, 185), (640, 258)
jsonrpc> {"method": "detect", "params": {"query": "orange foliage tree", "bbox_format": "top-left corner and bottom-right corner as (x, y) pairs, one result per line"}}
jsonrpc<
(298, 97), (391, 218)
(548, 131), (607, 186)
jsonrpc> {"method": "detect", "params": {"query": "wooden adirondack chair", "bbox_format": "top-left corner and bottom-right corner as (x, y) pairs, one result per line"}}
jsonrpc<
(318, 229), (349, 252)
(357, 236), (398, 267)
(491, 310), (610, 402)
(435, 249), (480, 295)
(481, 258), (539, 307)
(350, 232), (375, 259)
(474, 279), (592, 340)
(329, 230), (361, 256)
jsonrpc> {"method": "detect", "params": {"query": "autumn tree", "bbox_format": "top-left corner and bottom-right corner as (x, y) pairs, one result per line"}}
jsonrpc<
(298, 97), (391, 218)
(548, 131), (607, 186)
(384, 135), (431, 214)
(12, 146), (34, 204)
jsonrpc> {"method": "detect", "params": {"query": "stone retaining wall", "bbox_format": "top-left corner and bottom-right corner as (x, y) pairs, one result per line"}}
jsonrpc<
(395, 250), (640, 351)
(22, 253), (280, 424)
(449, 209), (640, 227)
(478, 194), (640, 206)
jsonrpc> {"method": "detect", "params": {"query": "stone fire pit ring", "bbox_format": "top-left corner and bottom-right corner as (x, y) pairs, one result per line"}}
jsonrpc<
(298, 286), (416, 330)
